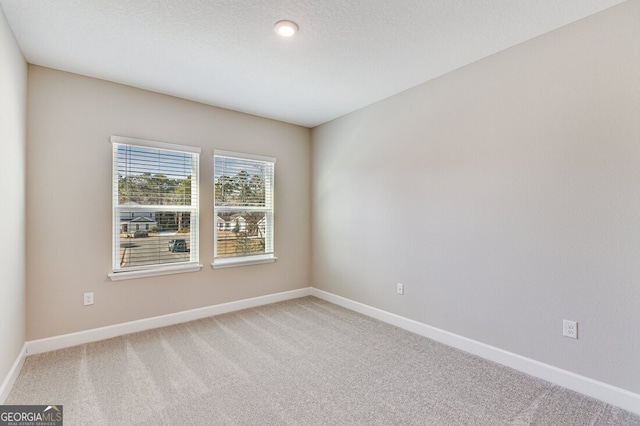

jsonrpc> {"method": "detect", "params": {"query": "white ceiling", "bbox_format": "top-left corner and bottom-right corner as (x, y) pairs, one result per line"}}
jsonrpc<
(0, 0), (627, 127)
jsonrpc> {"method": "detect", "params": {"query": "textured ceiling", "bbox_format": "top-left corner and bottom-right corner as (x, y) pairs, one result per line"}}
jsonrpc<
(0, 0), (627, 127)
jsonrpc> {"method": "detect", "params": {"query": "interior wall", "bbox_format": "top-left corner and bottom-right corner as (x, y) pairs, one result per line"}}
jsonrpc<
(312, 1), (640, 393)
(0, 6), (27, 386)
(26, 66), (311, 340)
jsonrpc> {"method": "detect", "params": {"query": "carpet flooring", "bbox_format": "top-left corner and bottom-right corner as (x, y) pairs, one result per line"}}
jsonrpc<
(7, 296), (640, 425)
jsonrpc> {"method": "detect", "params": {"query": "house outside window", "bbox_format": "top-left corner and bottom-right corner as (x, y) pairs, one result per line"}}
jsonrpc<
(110, 135), (201, 280)
(213, 150), (275, 268)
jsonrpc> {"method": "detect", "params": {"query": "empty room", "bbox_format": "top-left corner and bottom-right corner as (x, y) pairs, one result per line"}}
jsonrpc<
(1, 0), (639, 424)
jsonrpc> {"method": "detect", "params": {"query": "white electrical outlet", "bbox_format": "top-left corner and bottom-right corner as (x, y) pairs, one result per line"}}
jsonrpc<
(396, 283), (404, 295)
(563, 319), (577, 339)
(84, 292), (94, 306)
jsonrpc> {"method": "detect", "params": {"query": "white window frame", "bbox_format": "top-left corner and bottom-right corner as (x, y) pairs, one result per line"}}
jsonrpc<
(213, 150), (276, 269)
(109, 135), (202, 281)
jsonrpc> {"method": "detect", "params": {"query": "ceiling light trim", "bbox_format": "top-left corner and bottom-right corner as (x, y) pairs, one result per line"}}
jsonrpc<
(274, 20), (298, 38)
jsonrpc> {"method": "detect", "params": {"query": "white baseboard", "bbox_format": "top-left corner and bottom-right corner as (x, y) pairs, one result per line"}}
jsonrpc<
(311, 288), (640, 416)
(0, 343), (27, 404)
(13, 286), (640, 415)
(26, 287), (312, 356)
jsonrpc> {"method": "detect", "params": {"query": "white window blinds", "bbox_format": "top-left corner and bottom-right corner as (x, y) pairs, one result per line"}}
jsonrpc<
(214, 151), (275, 265)
(111, 136), (200, 274)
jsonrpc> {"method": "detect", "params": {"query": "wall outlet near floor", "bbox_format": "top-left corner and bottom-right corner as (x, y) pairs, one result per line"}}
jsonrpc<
(396, 283), (404, 295)
(84, 292), (94, 306)
(563, 319), (577, 339)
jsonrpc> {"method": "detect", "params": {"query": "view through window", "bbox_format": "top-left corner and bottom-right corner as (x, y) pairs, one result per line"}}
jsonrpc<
(112, 136), (200, 274)
(214, 151), (275, 265)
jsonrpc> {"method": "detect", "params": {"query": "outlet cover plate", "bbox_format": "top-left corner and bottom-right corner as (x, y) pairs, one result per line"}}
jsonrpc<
(84, 292), (94, 306)
(563, 319), (577, 339)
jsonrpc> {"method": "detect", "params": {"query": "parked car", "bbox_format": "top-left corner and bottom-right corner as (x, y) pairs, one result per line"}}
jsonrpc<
(168, 239), (187, 252)
(133, 230), (149, 238)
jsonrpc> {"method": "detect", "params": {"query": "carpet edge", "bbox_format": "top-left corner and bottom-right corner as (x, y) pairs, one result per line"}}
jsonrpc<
(24, 287), (312, 356)
(310, 288), (640, 416)
(0, 343), (27, 404)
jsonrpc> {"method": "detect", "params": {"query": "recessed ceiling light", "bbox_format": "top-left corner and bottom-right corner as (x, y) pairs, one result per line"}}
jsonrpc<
(274, 20), (298, 37)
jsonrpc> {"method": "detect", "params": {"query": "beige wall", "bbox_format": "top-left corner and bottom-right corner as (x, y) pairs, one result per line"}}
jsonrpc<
(26, 66), (311, 340)
(0, 6), (27, 387)
(312, 1), (640, 393)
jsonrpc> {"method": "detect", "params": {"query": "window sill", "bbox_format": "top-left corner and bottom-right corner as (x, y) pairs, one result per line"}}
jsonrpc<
(212, 255), (277, 269)
(109, 263), (203, 281)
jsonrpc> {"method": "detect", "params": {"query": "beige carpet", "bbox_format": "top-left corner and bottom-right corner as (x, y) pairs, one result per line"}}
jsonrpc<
(7, 297), (640, 425)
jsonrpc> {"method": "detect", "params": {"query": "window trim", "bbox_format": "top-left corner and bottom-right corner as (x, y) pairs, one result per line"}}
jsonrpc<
(212, 149), (276, 268)
(109, 135), (202, 280)
(211, 254), (277, 269)
(108, 264), (203, 281)
(111, 135), (201, 154)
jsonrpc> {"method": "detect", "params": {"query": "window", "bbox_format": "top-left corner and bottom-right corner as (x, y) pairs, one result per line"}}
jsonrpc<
(110, 136), (201, 280)
(213, 150), (275, 268)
